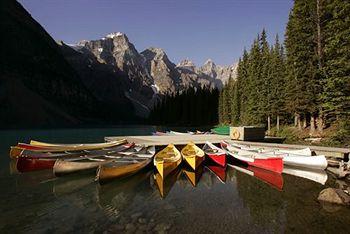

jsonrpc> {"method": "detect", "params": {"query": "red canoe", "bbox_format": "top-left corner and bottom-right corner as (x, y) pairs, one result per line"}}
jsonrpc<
(16, 157), (56, 173)
(221, 141), (283, 174)
(203, 141), (226, 167)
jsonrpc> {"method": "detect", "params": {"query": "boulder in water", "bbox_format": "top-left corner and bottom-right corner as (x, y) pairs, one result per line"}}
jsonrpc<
(318, 188), (350, 205)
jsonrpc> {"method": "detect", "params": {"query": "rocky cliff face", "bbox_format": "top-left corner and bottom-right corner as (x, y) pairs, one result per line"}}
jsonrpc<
(197, 59), (238, 89)
(75, 34), (237, 96)
(141, 47), (180, 94)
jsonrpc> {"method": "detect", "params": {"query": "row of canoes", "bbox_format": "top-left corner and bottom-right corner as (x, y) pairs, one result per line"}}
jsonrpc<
(10, 139), (328, 184)
(11, 140), (155, 183)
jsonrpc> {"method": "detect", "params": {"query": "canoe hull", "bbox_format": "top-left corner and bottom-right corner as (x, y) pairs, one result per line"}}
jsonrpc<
(97, 159), (152, 182)
(181, 142), (205, 170)
(10, 147), (24, 158)
(53, 160), (110, 176)
(155, 159), (181, 178)
(16, 157), (56, 172)
(184, 156), (205, 170)
(282, 155), (327, 170)
(207, 154), (226, 167)
(246, 157), (283, 174)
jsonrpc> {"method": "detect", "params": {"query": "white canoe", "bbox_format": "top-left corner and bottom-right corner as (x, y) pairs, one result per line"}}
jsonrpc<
(276, 148), (312, 156)
(283, 167), (328, 185)
(227, 142), (312, 156)
(281, 155), (327, 170)
(231, 145), (327, 170)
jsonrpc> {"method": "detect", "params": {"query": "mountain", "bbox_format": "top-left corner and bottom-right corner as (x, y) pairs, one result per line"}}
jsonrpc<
(74, 34), (237, 94)
(0, 0), (237, 127)
(197, 59), (238, 88)
(73, 33), (237, 114)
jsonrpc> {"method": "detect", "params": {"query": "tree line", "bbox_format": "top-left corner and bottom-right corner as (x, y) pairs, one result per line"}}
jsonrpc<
(219, 0), (350, 134)
(148, 87), (219, 126)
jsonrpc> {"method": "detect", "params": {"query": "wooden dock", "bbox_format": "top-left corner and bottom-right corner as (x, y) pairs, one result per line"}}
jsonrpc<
(105, 134), (231, 146)
(105, 134), (350, 159)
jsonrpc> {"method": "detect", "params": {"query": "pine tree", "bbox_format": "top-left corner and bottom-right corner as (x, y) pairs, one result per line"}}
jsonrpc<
(244, 37), (262, 125)
(321, 0), (350, 124)
(285, 0), (319, 130)
(269, 35), (287, 131)
(260, 29), (272, 132)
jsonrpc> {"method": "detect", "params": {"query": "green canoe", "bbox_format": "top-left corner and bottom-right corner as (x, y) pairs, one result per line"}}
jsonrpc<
(211, 126), (230, 135)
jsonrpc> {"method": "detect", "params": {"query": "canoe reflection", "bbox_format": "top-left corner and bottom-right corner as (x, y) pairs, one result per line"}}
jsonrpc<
(229, 164), (284, 191)
(97, 170), (153, 216)
(52, 174), (95, 196)
(206, 164), (227, 183)
(182, 165), (204, 187)
(154, 167), (182, 198)
(283, 166), (328, 185)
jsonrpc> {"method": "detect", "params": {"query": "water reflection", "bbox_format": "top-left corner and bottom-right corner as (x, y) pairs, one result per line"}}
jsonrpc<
(182, 165), (203, 187)
(283, 166), (328, 185)
(154, 168), (182, 198)
(229, 164), (284, 191)
(206, 164), (226, 183)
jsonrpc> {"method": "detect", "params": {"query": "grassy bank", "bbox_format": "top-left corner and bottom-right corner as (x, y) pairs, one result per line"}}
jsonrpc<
(269, 121), (350, 148)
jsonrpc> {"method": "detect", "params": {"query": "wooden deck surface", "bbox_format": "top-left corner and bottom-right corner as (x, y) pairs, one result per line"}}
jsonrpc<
(105, 134), (349, 159)
(105, 134), (231, 146)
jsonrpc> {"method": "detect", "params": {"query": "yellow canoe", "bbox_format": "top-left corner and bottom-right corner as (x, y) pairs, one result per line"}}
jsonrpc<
(154, 144), (182, 178)
(96, 146), (155, 182)
(181, 142), (205, 170)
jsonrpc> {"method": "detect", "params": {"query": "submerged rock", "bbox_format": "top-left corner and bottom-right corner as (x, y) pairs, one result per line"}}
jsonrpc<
(318, 188), (350, 205)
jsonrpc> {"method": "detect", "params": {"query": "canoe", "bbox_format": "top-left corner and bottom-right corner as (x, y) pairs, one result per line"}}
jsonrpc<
(280, 155), (327, 170)
(226, 142), (324, 170)
(230, 164), (283, 191)
(152, 131), (168, 136)
(154, 144), (182, 178)
(277, 148), (312, 156)
(10, 139), (126, 158)
(211, 126), (229, 135)
(181, 142), (205, 170)
(182, 166), (203, 187)
(227, 141), (312, 156)
(169, 131), (189, 135)
(19, 143), (135, 159)
(30, 139), (126, 148)
(10, 139), (127, 158)
(96, 146), (155, 182)
(16, 157), (56, 173)
(283, 167), (328, 185)
(206, 165), (226, 183)
(55, 145), (152, 176)
(53, 158), (111, 176)
(221, 141), (283, 174)
(202, 141), (226, 167)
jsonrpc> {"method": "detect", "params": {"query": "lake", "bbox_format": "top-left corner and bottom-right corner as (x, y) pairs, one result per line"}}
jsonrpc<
(0, 126), (349, 233)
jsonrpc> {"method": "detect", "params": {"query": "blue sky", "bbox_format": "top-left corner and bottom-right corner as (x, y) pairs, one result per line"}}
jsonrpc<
(19, 0), (293, 65)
